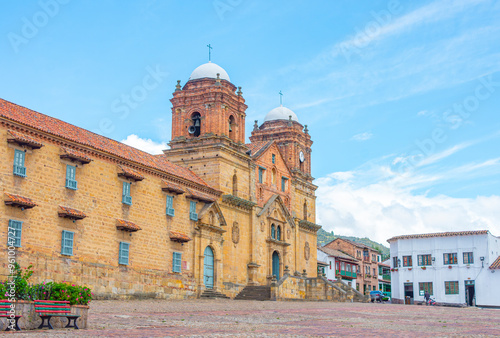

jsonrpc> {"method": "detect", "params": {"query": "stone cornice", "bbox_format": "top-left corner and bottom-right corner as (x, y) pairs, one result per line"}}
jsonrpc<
(221, 194), (256, 211)
(266, 238), (291, 247)
(297, 218), (322, 233)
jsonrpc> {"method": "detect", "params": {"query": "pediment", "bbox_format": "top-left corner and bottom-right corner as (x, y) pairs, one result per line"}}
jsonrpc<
(258, 194), (294, 228)
(198, 201), (227, 227)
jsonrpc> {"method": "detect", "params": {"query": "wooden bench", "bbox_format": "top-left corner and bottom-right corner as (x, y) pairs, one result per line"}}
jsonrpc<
(0, 300), (22, 331)
(34, 300), (80, 329)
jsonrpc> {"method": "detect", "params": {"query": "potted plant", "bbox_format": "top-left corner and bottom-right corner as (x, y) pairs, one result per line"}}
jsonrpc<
(421, 266), (426, 270)
(408, 268), (412, 271)
(448, 265), (452, 269)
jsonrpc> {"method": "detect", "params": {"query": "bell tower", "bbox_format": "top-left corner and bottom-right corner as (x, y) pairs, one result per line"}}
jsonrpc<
(164, 62), (250, 198)
(249, 106), (313, 183)
(169, 62), (247, 147)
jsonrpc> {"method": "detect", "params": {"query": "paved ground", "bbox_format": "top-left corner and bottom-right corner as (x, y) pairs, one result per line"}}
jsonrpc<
(5, 299), (500, 337)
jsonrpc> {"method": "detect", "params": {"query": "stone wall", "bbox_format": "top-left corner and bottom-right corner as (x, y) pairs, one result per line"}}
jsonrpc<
(274, 274), (347, 302)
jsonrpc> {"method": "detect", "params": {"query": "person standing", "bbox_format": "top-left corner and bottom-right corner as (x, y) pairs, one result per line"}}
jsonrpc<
(424, 291), (430, 305)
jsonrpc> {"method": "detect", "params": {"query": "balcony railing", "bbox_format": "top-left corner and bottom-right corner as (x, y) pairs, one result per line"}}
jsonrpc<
(336, 270), (357, 278)
(122, 195), (132, 205)
(13, 165), (26, 177)
(65, 179), (78, 190)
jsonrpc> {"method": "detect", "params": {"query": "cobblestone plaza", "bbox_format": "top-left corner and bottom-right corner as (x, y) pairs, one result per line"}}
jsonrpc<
(10, 300), (500, 337)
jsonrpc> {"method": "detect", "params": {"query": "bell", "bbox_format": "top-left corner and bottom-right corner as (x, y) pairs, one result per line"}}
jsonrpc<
(229, 124), (232, 132)
(194, 119), (200, 127)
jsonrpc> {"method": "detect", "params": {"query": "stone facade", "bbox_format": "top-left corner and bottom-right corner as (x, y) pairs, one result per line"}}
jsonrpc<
(0, 62), (321, 299)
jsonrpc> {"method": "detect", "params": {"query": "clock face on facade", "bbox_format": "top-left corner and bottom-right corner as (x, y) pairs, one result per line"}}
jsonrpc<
(299, 151), (305, 163)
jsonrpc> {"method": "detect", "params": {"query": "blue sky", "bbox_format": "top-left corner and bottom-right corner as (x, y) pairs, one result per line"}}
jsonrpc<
(1, 0), (499, 242)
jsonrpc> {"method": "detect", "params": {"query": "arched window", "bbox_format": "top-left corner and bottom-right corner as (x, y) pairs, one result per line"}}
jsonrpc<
(232, 174), (238, 196)
(189, 112), (201, 137)
(271, 224), (276, 239)
(277, 226), (281, 241)
(303, 201), (308, 220)
(228, 115), (235, 139)
(272, 168), (277, 185)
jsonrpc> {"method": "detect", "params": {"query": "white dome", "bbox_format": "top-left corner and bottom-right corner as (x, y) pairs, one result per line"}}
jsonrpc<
(188, 62), (230, 82)
(264, 106), (299, 122)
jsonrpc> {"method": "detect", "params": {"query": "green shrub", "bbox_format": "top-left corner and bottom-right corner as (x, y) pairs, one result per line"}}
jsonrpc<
(49, 282), (92, 305)
(0, 264), (92, 305)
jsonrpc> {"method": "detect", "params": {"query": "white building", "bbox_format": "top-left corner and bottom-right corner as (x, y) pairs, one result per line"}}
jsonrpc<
(388, 230), (500, 307)
(317, 247), (358, 289)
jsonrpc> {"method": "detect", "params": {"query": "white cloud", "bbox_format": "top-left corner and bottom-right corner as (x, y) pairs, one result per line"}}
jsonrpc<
(121, 134), (169, 155)
(351, 132), (373, 141)
(417, 142), (473, 167)
(316, 174), (500, 244)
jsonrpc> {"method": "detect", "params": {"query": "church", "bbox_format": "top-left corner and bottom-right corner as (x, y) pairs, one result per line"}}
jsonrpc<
(0, 61), (321, 299)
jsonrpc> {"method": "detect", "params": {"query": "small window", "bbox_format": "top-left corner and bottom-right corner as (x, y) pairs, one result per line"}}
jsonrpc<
(341, 262), (345, 271)
(173, 252), (182, 273)
(277, 225), (281, 241)
(189, 201), (198, 221)
(445, 281), (459, 294)
(303, 201), (307, 220)
(281, 177), (286, 192)
(61, 230), (74, 256)
(119, 242), (130, 265)
(8, 220), (23, 248)
(329, 261), (332, 270)
(232, 174), (238, 196)
(122, 182), (132, 205)
(166, 195), (175, 217)
(444, 253), (457, 265)
(13, 149), (26, 177)
(258, 167), (265, 183)
(271, 224), (276, 239)
(418, 254), (432, 266)
(403, 255), (412, 267)
(272, 154), (276, 164)
(463, 252), (474, 264)
(65, 165), (77, 190)
(419, 282), (433, 295)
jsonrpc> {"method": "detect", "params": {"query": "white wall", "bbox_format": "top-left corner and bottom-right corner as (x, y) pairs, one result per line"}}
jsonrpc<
(317, 250), (357, 290)
(390, 233), (499, 306)
(317, 250), (336, 281)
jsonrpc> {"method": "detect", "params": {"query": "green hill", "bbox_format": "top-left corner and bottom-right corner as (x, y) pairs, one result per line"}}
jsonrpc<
(317, 228), (390, 260)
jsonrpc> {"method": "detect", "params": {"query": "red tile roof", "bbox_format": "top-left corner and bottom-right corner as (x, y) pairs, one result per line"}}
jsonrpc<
(319, 247), (358, 262)
(245, 141), (272, 158)
(387, 230), (490, 243)
(58, 206), (86, 220)
(60, 146), (92, 164)
(169, 230), (192, 243)
(0, 98), (209, 188)
(116, 219), (141, 232)
(4, 193), (37, 209)
(7, 129), (43, 149)
(162, 180), (185, 194)
(490, 256), (500, 270)
(118, 165), (145, 181)
(186, 188), (216, 203)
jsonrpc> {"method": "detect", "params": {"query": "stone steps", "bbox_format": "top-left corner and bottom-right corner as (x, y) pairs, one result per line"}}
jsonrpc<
(200, 289), (230, 299)
(234, 286), (271, 301)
